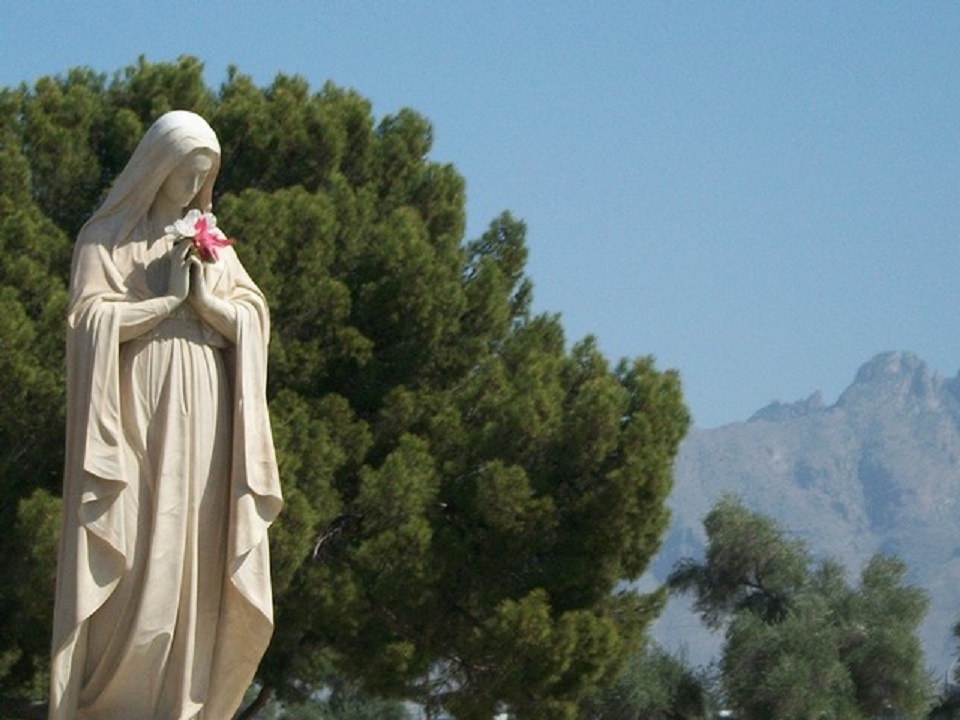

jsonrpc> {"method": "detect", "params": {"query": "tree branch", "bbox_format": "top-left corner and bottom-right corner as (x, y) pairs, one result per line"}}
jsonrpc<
(236, 684), (275, 720)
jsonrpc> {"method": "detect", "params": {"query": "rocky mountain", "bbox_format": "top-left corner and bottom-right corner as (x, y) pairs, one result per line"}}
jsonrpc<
(649, 351), (960, 675)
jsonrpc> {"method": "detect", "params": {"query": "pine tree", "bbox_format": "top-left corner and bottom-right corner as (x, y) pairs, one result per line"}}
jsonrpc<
(0, 57), (690, 719)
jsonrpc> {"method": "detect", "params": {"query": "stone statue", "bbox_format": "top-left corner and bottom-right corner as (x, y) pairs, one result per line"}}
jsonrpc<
(49, 111), (283, 720)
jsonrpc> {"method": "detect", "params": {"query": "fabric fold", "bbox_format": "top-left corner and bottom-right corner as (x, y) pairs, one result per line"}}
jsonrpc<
(49, 111), (282, 720)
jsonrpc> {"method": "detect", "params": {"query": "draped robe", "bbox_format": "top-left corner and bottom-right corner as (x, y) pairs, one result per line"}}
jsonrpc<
(49, 112), (282, 720)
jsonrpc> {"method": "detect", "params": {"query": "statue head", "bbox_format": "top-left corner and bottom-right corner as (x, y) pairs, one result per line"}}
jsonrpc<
(80, 110), (222, 246)
(155, 149), (217, 215)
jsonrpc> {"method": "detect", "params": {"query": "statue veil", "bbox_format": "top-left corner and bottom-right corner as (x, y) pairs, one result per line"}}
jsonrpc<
(77, 110), (221, 254)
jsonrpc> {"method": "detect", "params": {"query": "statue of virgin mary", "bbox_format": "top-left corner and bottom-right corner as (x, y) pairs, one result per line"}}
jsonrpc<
(49, 110), (282, 720)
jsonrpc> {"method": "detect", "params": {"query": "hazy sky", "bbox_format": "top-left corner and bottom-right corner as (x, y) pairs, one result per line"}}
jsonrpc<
(3, 2), (958, 427)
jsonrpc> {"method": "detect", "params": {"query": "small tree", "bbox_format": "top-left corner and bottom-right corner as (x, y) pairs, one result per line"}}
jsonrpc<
(670, 496), (931, 720)
(578, 642), (713, 720)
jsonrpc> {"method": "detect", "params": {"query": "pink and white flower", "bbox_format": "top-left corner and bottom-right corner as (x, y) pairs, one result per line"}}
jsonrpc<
(165, 209), (234, 262)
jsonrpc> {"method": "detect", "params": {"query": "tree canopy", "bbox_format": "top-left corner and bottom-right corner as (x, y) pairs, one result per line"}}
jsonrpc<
(670, 496), (931, 720)
(0, 56), (690, 719)
(578, 642), (712, 720)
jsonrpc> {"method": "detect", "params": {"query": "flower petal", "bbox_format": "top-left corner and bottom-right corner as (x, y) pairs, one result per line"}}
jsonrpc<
(173, 218), (194, 237)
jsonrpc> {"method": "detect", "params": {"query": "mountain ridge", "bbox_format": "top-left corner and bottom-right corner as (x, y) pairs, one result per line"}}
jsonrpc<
(651, 350), (960, 674)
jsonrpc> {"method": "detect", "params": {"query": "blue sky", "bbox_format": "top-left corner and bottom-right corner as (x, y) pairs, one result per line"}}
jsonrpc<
(3, 2), (959, 427)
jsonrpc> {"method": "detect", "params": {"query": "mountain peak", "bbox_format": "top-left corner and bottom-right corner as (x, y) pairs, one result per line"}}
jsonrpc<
(852, 351), (927, 384)
(745, 353), (941, 424)
(838, 351), (942, 410)
(749, 391), (825, 423)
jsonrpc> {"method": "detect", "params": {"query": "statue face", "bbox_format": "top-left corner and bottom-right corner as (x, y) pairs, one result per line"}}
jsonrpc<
(158, 151), (215, 209)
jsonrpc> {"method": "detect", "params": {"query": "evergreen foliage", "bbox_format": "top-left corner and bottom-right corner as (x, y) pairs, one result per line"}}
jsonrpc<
(0, 57), (689, 719)
(670, 496), (931, 720)
(578, 643), (712, 719)
(244, 677), (414, 720)
(926, 620), (960, 719)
